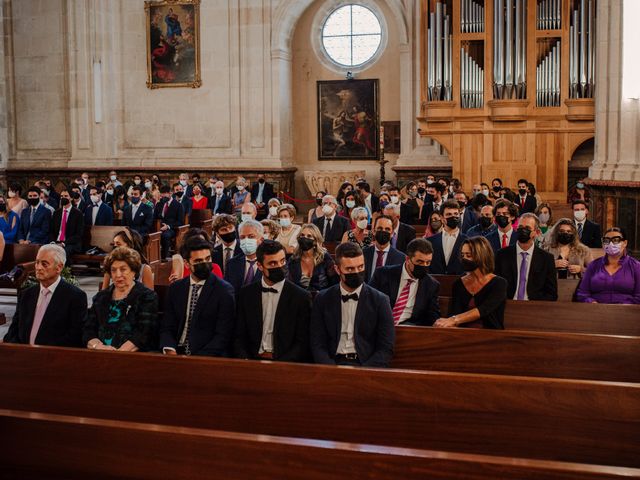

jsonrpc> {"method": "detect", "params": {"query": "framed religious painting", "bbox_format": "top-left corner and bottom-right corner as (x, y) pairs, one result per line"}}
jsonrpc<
(317, 79), (379, 160)
(145, 0), (201, 89)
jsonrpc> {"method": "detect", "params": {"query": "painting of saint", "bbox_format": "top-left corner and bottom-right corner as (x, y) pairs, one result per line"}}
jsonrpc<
(317, 79), (379, 160)
(146, 0), (201, 89)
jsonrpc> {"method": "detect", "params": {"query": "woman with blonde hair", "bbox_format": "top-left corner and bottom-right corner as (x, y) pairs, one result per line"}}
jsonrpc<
(542, 218), (591, 279)
(260, 218), (281, 240)
(434, 236), (507, 329)
(275, 203), (301, 254)
(232, 177), (251, 216)
(287, 223), (338, 292)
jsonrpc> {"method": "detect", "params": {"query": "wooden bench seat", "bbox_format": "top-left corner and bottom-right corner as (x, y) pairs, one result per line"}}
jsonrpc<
(2, 409), (636, 480)
(392, 326), (640, 382)
(0, 243), (39, 292)
(1, 345), (638, 468)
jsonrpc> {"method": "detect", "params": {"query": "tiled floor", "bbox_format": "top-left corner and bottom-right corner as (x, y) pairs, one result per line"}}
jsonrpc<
(0, 275), (103, 341)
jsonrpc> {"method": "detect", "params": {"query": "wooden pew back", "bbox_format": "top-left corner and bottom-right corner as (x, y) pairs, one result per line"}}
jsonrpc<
(0, 244), (39, 290)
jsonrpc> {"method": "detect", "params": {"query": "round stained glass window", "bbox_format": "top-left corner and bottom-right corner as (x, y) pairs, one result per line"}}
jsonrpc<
(321, 5), (383, 68)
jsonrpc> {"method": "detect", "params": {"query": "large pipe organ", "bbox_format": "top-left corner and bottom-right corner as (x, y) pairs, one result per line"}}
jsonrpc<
(418, 0), (596, 201)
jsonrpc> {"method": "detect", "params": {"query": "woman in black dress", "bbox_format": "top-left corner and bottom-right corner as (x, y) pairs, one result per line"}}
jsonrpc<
(434, 236), (507, 329)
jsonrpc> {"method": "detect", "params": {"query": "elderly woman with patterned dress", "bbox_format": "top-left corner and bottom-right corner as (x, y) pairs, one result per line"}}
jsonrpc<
(84, 247), (159, 352)
(576, 227), (640, 304)
(340, 206), (373, 247)
(287, 224), (338, 293)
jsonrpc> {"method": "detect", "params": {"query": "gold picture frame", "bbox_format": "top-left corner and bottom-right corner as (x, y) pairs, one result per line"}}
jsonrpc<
(145, 0), (201, 89)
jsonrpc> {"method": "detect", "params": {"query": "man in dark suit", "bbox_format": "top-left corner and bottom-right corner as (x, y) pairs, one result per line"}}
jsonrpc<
(418, 182), (446, 225)
(154, 185), (185, 259)
(173, 182), (192, 216)
(382, 203), (416, 254)
(370, 238), (440, 326)
(572, 200), (602, 248)
(234, 240), (312, 362)
(122, 185), (154, 237)
(70, 183), (87, 213)
(224, 219), (264, 294)
(363, 215), (406, 282)
(359, 182), (379, 216)
(454, 191), (479, 234)
(313, 195), (351, 242)
(250, 174), (275, 220)
(387, 185), (414, 225)
(4, 244), (87, 346)
(310, 242), (395, 367)
(84, 186), (113, 226)
(516, 178), (537, 215)
(211, 180), (233, 215)
(429, 200), (467, 275)
(159, 237), (236, 356)
(212, 214), (242, 274)
(466, 204), (497, 238)
(495, 213), (558, 301)
(51, 189), (84, 262)
(486, 199), (519, 252)
(18, 186), (52, 245)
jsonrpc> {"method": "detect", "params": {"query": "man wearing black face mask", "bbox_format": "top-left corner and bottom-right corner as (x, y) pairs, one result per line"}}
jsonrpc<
(154, 185), (184, 259)
(486, 200), (518, 252)
(212, 214), (242, 274)
(495, 213), (558, 301)
(173, 182), (192, 216)
(454, 191), (478, 234)
(310, 242), (394, 367)
(18, 186), (51, 245)
(370, 238), (440, 326)
(363, 215), (406, 282)
(234, 240), (312, 362)
(428, 200), (468, 275)
(160, 237), (236, 356)
(516, 178), (537, 214)
(50, 189), (84, 264)
(466, 204), (497, 238)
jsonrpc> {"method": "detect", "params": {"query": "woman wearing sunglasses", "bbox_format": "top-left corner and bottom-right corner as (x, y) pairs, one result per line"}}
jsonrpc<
(576, 227), (640, 304)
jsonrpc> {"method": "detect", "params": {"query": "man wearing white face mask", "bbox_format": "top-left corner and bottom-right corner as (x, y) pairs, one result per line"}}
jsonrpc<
(572, 200), (602, 248)
(313, 195), (350, 242)
(224, 219), (264, 294)
(108, 171), (122, 187)
(241, 202), (257, 222)
(211, 180), (232, 215)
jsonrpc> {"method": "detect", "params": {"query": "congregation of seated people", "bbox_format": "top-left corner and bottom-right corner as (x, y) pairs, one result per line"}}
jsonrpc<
(2, 172), (639, 369)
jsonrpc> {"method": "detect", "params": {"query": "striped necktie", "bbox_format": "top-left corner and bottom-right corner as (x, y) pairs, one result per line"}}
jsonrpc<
(392, 280), (414, 325)
(184, 283), (202, 355)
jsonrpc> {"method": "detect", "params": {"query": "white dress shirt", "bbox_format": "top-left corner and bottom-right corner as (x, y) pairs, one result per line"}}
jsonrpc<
(130, 202), (139, 219)
(514, 242), (535, 300)
(442, 228), (460, 265)
(364, 194), (373, 215)
(92, 200), (102, 225)
(336, 284), (363, 354)
(259, 278), (285, 354)
(256, 183), (265, 204)
(370, 244), (390, 275)
(396, 264), (419, 324)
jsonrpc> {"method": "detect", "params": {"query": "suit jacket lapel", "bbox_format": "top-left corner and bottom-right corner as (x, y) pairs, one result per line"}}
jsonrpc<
(272, 282), (291, 341)
(330, 286), (342, 344)
(353, 286), (369, 340)
(389, 266), (402, 306)
(248, 282), (264, 344)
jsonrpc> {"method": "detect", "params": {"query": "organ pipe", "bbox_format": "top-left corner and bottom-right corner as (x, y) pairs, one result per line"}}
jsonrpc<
(493, 0), (527, 99)
(427, 2), (453, 101)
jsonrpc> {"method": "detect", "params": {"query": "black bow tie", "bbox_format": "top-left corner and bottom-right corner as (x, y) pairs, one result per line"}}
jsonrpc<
(261, 287), (278, 294)
(341, 293), (359, 303)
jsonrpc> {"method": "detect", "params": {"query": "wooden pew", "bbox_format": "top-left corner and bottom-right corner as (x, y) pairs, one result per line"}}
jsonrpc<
(392, 327), (640, 383)
(187, 209), (212, 229)
(413, 224), (427, 238)
(0, 244), (39, 292)
(1, 345), (638, 468)
(144, 231), (161, 264)
(72, 225), (123, 266)
(2, 409), (636, 480)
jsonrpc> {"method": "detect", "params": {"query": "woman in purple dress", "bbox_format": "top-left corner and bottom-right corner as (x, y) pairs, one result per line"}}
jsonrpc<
(576, 227), (640, 304)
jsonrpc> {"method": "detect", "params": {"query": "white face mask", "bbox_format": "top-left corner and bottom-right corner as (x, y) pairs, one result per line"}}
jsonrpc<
(574, 210), (587, 222)
(110, 175), (117, 181)
(215, 188), (223, 195)
(356, 219), (368, 230)
(322, 204), (334, 216)
(179, 180), (187, 186)
(90, 194), (101, 204)
(106, 189), (114, 196)
(134, 179), (141, 185)
(482, 189), (490, 197)
(279, 217), (292, 228)
(538, 212), (550, 224)
(237, 185), (245, 191)
(269, 206), (278, 217)
(427, 179), (434, 185)
(263, 233), (271, 240)
(7, 191), (15, 198)
(346, 200), (356, 209)
(241, 213), (253, 222)
(144, 181), (152, 189)
(390, 195), (399, 204)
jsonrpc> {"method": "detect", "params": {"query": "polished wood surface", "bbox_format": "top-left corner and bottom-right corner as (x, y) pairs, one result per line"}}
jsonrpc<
(187, 208), (212, 228)
(0, 344), (638, 468)
(1, 409), (637, 480)
(145, 231), (161, 264)
(392, 326), (640, 382)
(0, 243), (39, 290)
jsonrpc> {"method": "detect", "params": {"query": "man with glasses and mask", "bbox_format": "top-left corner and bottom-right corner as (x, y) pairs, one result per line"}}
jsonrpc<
(370, 238), (440, 326)
(310, 242), (394, 367)
(495, 213), (557, 301)
(363, 215), (406, 282)
(160, 237), (235, 356)
(234, 240), (312, 362)
(428, 200), (467, 275)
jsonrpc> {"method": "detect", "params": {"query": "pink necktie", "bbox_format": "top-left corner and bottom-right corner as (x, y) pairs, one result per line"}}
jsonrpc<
(60, 209), (68, 242)
(392, 279), (414, 325)
(30, 288), (52, 345)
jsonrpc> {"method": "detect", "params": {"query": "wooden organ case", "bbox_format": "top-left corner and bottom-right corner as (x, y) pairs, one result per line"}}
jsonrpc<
(417, 0), (596, 201)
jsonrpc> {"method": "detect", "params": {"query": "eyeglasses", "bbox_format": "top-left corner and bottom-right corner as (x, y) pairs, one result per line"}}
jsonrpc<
(602, 236), (624, 245)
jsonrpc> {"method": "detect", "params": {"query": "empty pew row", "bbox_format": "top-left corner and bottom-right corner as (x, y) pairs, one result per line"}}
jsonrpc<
(0, 345), (638, 469)
(1, 409), (637, 480)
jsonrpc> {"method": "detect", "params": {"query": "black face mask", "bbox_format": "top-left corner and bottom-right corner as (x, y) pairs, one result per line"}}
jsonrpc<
(492, 185), (501, 193)
(59, 198), (70, 207)
(417, 187), (426, 195)
(316, 198), (323, 206)
(519, 188), (527, 196)
(174, 191), (184, 198)
(258, 178), (265, 184)
(557, 232), (575, 245)
(0, 203), (6, 212)
(424, 193), (435, 204)
(375, 230), (391, 245)
(27, 198), (40, 207)
(71, 191), (81, 200)
(462, 259), (478, 272)
(411, 263), (429, 280)
(343, 271), (365, 289)
(267, 266), (287, 283)
(517, 227), (533, 243)
(191, 262), (212, 281)
(446, 217), (460, 229)
(160, 196), (169, 203)
(496, 215), (510, 228)
(430, 220), (442, 231)
(298, 237), (315, 251)
(458, 201), (466, 209)
(479, 216), (493, 229)
(219, 231), (236, 244)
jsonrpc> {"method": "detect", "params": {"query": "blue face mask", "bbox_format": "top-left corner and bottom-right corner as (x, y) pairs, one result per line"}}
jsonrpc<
(240, 238), (258, 256)
(280, 218), (292, 228)
(130, 196), (141, 204)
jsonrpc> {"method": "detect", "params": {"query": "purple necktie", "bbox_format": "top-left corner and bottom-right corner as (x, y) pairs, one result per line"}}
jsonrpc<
(517, 252), (528, 300)
(391, 232), (397, 248)
(244, 260), (256, 285)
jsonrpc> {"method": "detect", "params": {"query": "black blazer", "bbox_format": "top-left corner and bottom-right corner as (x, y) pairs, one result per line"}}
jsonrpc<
(210, 194), (233, 215)
(50, 207), (84, 249)
(84, 202), (113, 226)
(428, 231), (468, 275)
(153, 199), (184, 231)
(250, 182), (275, 204)
(224, 253), (263, 294)
(516, 195), (537, 215)
(3, 279), (87, 347)
(460, 207), (479, 234)
(287, 252), (338, 292)
(234, 280), (312, 362)
(313, 215), (351, 242)
(310, 284), (395, 367)
(159, 274), (236, 356)
(579, 219), (603, 248)
(364, 194), (380, 214)
(494, 245), (558, 301)
(369, 264), (441, 326)
(363, 244), (406, 282)
(212, 242), (243, 275)
(123, 203), (154, 236)
(399, 202), (416, 225)
(18, 204), (52, 244)
(486, 228), (518, 252)
(394, 222), (416, 253)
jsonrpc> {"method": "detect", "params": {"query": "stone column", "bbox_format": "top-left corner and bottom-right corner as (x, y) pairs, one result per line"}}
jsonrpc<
(0, 0), (10, 186)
